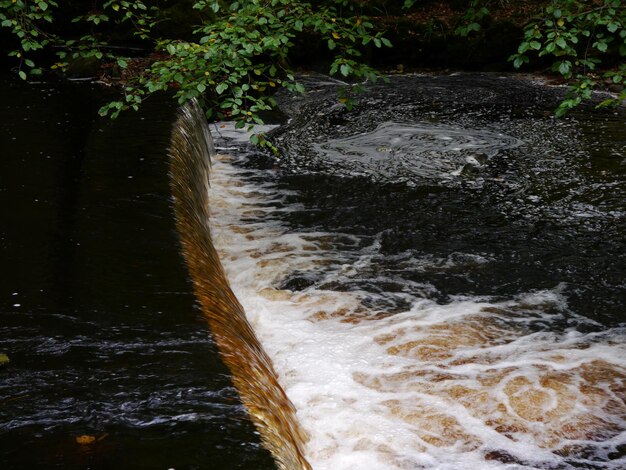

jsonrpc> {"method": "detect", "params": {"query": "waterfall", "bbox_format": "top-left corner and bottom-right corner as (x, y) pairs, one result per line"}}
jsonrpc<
(168, 100), (311, 470)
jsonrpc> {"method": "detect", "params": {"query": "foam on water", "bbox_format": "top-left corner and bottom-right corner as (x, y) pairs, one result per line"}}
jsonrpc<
(313, 122), (523, 181)
(208, 133), (626, 469)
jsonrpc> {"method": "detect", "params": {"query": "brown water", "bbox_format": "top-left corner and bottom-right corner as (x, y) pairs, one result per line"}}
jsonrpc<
(168, 102), (310, 469)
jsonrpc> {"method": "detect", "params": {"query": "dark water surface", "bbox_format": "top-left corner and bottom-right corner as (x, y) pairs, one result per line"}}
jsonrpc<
(270, 74), (626, 327)
(206, 73), (625, 469)
(0, 81), (274, 469)
(1, 72), (625, 470)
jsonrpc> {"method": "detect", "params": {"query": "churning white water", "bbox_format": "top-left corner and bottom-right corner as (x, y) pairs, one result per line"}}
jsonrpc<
(208, 123), (626, 470)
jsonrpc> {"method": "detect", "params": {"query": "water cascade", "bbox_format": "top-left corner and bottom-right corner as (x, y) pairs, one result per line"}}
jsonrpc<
(168, 101), (311, 470)
(169, 74), (626, 469)
(207, 138), (626, 470)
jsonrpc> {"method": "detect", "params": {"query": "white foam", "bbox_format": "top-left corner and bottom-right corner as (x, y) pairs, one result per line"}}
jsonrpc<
(208, 139), (626, 469)
(312, 121), (523, 182)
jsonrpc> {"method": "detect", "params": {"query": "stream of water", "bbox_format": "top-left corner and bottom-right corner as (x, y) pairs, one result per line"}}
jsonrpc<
(1, 73), (624, 470)
(208, 74), (626, 469)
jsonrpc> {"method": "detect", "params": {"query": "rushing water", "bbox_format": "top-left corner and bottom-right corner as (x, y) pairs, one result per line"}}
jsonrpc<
(2, 73), (625, 470)
(169, 102), (310, 470)
(207, 74), (626, 469)
(0, 81), (274, 469)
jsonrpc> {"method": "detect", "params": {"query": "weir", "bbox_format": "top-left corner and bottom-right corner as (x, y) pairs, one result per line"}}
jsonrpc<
(168, 101), (311, 470)
(167, 75), (626, 469)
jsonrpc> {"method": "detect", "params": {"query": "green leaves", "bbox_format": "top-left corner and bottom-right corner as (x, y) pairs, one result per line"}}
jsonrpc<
(0, 0), (387, 143)
(593, 41), (608, 52)
(455, 1), (490, 37)
(131, 0), (386, 141)
(215, 82), (228, 94)
(510, 0), (626, 115)
(556, 60), (571, 76)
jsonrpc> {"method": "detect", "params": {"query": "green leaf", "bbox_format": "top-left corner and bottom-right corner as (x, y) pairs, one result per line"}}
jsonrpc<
(216, 82), (228, 94)
(596, 98), (615, 108)
(595, 41), (608, 52)
(0, 353), (9, 367)
(166, 44), (176, 55)
(18, 70), (27, 80)
(197, 83), (206, 93)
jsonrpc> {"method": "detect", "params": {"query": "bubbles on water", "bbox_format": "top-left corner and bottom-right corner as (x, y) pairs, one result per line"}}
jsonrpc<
(314, 122), (523, 183)
(208, 129), (626, 470)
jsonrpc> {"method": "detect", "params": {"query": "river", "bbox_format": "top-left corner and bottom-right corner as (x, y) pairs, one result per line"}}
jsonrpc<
(1, 73), (625, 469)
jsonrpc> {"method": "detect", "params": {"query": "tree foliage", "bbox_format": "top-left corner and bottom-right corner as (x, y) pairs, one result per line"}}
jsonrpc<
(1, 0), (624, 127)
(510, 0), (626, 115)
(0, 0), (389, 143)
(449, 0), (626, 114)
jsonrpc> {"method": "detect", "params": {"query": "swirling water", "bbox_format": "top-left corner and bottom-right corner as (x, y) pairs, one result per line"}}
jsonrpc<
(314, 121), (523, 182)
(207, 74), (626, 469)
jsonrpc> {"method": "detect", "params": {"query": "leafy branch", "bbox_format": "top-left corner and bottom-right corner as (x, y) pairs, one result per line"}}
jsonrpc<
(98, 0), (391, 146)
(509, 0), (625, 115)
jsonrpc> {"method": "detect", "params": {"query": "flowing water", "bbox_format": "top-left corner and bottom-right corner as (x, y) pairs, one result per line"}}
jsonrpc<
(1, 73), (625, 470)
(0, 81), (274, 469)
(168, 103), (309, 469)
(205, 74), (626, 469)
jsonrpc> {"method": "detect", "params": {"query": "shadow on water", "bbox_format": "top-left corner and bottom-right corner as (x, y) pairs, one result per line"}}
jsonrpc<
(0, 81), (274, 469)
